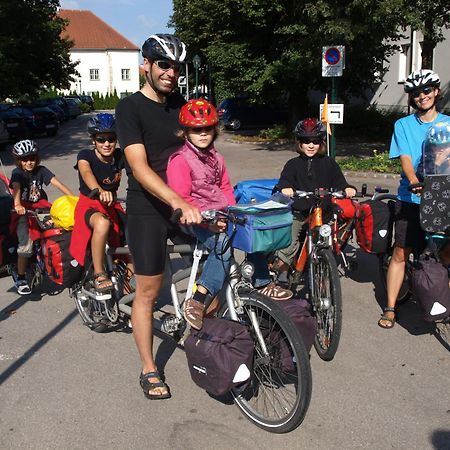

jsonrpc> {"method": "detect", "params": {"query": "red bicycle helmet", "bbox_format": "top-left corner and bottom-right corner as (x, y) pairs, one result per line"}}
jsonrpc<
(179, 98), (219, 128)
(294, 118), (326, 140)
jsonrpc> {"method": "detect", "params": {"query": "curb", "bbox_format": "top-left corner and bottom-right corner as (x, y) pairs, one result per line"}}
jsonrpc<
(342, 170), (400, 180)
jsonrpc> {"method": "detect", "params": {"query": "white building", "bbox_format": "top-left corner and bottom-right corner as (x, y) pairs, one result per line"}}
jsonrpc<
(370, 27), (450, 112)
(59, 9), (140, 97)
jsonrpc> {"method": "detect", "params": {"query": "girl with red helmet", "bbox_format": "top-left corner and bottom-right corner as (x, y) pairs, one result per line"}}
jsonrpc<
(167, 99), (292, 330)
(273, 118), (356, 284)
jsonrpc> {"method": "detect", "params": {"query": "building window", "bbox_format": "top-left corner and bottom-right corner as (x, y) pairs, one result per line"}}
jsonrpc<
(90, 69), (99, 81)
(398, 44), (410, 83)
(121, 69), (130, 80)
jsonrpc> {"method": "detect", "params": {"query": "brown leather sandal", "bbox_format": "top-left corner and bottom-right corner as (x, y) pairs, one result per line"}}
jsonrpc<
(91, 272), (113, 292)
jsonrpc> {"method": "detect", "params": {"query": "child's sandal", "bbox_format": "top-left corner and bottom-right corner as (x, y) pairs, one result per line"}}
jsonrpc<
(91, 272), (113, 292)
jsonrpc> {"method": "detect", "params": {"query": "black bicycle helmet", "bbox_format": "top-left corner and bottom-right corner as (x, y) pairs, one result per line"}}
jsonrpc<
(87, 113), (116, 136)
(142, 34), (187, 62)
(293, 118), (327, 140)
(12, 139), (38, 158)
(404, 69), (440, 93)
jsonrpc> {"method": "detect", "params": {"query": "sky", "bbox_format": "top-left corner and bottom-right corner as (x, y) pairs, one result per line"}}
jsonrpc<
(59, 0), (174, 49)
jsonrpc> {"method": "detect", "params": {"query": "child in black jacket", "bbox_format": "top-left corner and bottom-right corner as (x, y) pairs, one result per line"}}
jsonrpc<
(274, 118), (356, 282)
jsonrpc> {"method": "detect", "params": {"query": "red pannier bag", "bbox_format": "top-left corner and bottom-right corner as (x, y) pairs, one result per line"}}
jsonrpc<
(354, 200), (393, 254)
(41, 228), (83, 287)
(332, 198), (356, 221)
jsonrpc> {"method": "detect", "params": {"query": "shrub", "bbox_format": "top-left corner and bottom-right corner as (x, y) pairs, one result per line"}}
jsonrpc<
(258, 124), (289, 140)
(338, 150), (401, 173)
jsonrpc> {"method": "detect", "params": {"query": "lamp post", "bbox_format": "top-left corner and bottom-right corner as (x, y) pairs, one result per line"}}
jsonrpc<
(192, 54), (201, 98)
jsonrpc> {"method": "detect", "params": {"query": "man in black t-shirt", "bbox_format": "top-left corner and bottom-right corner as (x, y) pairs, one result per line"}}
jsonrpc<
(116, 34), (201, 400)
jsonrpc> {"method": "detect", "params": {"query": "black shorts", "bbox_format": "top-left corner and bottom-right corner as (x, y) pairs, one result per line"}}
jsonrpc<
(393, 201), (425, 251)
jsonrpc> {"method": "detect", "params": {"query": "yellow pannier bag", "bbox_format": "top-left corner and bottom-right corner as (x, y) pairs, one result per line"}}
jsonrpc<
(50, 195), (79, 230)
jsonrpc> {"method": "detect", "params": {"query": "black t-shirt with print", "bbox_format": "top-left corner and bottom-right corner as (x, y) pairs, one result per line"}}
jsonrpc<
(75, 148), (124, 196)
(115, 91), (185, 215)
(9, 165), (54, 203)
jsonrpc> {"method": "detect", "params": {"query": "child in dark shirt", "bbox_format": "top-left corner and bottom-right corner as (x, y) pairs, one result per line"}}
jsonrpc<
(69, 113), (125, 292)
(274, 118), (356, 282)
(9, 139), (73, 295)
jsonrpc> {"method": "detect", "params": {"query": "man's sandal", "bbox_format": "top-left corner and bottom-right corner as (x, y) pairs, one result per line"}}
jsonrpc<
(378, 307), (396, 329)
(91, 272), (113, 292)
(139, 371), (171, 400)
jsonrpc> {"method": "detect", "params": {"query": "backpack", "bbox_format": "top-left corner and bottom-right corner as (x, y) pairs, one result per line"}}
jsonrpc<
(40, 228), (83, 287)
(184, 318), (254, 396)
(419, 175), (450, 234)
(411, 254), (450, 322)
(234, 178), (279, 204)
(270, 299), (317, 372)
(355, 200), (393, 254)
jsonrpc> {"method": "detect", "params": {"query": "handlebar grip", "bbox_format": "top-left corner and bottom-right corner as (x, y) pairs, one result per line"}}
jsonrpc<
(88, 188), (100, 199)
(374, 186), (389, 194)
(170, 208), (183, 224)
(361, 183), (367, 196)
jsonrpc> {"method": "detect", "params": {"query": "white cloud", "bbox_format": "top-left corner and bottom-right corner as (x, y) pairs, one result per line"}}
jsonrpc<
(59, 0), (80, 8)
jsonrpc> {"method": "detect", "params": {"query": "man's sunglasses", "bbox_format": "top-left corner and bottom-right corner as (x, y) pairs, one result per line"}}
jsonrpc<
(299, 137), (322, 145)
(154, 60), (182, 73)
(95, 136), (117, 143)
(411, 86), (435, 98)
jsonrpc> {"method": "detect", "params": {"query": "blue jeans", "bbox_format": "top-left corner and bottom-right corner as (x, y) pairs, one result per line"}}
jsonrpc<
(192, 226), (271, 294)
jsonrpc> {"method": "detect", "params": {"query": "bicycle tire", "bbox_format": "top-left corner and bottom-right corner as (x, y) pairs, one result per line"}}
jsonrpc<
(220, 290), (312, 433)
(309, 247), (343, 361)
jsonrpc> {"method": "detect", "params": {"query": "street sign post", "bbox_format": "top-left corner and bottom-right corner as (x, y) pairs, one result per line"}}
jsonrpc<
(322, 46), (345, 77)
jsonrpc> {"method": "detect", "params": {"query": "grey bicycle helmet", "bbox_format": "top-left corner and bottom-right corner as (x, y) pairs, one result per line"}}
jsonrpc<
(404, 69), (440, 93)
(142, 34), (187, 62)
(87, 113), (116, 136)
(12, 139), (38, 158)
(293, 118), (327, 140)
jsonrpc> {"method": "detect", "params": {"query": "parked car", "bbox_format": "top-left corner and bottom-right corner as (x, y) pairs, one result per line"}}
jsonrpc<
(217, 97), (288, 131)
(80, 95), (95, 111)
(2, 105), (59, 139)
(0, 120), (9, 149)
(32, 99), (66, 123)
(62, 97), (82, 118)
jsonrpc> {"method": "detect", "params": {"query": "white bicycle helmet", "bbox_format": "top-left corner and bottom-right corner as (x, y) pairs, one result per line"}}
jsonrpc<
(404, 69), (440, 93)
(142, 34), (187, 63)
(12, 139), (38, 158)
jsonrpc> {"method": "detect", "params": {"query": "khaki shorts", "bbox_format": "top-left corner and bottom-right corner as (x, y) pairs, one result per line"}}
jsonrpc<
(16, 215), (33, 257)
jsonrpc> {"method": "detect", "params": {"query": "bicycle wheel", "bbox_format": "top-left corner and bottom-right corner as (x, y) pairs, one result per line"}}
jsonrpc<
(220, 290), (312, 433)
(309, 247), (342, 361)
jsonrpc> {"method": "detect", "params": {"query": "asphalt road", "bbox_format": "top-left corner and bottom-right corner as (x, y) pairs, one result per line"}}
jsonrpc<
(0, 114), (449, 450)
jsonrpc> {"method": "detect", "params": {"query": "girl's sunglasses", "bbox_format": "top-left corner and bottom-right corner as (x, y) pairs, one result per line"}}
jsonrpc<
(154, 60), (182, 73)
(95, 136), (117, 143)
(190, 126), (215, 133)
(411, 86), (434, 98)
(20, 155), (37, 162)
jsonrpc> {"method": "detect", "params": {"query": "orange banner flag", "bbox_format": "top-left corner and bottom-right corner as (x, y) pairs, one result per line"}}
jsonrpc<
(321, 94), (332, 135)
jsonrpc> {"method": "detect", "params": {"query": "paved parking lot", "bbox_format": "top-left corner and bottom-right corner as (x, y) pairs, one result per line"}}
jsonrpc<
(0, 116), (449, 449)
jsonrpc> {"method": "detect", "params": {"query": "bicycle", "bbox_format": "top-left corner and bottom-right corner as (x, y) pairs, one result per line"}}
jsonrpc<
(71, 205), (313, 433)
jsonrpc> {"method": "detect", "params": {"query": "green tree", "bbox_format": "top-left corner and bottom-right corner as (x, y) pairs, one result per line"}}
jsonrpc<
(171, 0), (447, 123)
(0, 0), (77, 100)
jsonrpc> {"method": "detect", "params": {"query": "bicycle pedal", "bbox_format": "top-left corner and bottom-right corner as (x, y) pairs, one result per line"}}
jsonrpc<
(160, 314), (182, 334)
(93, 292), (112, 301)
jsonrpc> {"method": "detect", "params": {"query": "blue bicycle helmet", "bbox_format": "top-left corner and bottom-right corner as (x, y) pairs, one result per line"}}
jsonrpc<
(87, 113), (116, 136)
(426, 121), (450, 146)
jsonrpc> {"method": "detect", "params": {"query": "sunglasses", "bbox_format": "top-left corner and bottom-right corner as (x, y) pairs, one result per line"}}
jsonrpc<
(95, 136), (117, 144)
(411, 86), (434, 98)
(190, 126), (215, 133)
(299, 137), (322, 145)
(154, 60), (182, 73)
(20, 155), (37, 162)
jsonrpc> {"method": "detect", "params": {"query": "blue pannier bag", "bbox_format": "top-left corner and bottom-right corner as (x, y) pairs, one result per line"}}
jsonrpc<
(227, 200), (293, 253)
(234, 178), (279, 204)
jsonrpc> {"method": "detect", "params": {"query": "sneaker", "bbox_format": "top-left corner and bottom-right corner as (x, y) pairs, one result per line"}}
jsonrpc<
(257, 282), (293, 301)
(183, 297), (206, 330)
(16, 279), (31, 295)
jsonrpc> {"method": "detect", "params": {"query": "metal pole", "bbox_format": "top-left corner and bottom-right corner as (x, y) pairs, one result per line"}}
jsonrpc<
(195, 67), (199, 99)
(330, 77), (337, 159)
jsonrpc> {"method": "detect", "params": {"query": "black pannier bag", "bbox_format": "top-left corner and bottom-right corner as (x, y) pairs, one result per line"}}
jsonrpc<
(411, 254), (450, 322)
(184, 318), (254, 396)
(355, 199), (393, 254)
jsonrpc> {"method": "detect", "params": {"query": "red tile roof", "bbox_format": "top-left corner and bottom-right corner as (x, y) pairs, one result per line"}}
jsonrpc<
(59, 9), (139, 50)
